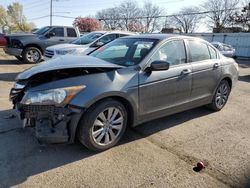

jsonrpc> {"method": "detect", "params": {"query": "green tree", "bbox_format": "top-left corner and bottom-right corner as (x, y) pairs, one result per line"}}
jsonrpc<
(0, 2), (35, 33)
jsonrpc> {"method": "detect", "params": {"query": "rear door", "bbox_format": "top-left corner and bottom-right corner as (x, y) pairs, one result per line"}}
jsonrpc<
(187, 40), (221, 101)
(64, 27), (78, 43)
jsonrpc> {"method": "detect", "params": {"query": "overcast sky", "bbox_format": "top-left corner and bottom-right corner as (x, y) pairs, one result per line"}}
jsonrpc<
(1, 0), (209, 31)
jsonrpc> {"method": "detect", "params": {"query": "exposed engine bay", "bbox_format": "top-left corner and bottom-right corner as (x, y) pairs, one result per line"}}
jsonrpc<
(19, 67), (115, 88)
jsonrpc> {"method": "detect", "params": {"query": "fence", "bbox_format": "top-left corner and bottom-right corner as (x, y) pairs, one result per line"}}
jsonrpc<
(185, 33), (250, 58)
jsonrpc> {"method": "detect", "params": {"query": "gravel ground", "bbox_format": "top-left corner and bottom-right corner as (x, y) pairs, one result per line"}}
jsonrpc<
(0, 49), (250, 188)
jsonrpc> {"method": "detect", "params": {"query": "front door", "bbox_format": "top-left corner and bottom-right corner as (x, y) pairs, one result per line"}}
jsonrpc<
(139, 39), (192, 119)
(44, 27), (67, 47)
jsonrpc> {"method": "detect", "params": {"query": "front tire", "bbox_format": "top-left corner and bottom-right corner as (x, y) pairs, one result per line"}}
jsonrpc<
(208, 80), (231, 111)
(78, 99), (127, 151)
(15, 56), (23, 61)
(23, 46), (42, 64)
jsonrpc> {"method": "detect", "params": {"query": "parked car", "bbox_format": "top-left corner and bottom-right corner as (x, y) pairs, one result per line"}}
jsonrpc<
(10, 35), (238, 151)
(0, 33), (7, 47)
(211, 41), (236, 58)
(4, 26), (80, 63)
(44, 31), (134, 60)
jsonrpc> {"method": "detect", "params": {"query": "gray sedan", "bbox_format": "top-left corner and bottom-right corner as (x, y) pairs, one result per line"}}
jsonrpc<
(10, 34), (239, 151)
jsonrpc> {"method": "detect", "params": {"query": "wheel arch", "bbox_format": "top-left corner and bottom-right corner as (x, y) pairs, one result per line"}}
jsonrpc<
(212, 75), (233, 97)
(71, 94), (137, 142)
(84, 95), (135, 127)
(222, 76), (232, 89)
(22, 44), (44, 55)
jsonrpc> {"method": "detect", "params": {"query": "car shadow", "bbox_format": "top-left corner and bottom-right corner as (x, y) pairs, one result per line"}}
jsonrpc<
(236, 58), (250, 68)
(0, 59), (22, 65)
(0, 106), (214, 187)
(238, 75), (250, 83)
(0, 72), (20, 81)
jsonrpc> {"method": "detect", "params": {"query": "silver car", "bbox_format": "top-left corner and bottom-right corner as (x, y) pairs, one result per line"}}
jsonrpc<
(211, 41), (236, 58)
(10, 34), (239, 151)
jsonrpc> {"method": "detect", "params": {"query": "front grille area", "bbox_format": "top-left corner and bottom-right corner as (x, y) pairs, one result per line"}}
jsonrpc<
(44, 49), (54, 58)
(17, 104), (72, 118)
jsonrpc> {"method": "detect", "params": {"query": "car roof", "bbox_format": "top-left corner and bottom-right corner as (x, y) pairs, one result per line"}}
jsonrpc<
(122, 34), (200, 41)
(91, 30), (135, 35)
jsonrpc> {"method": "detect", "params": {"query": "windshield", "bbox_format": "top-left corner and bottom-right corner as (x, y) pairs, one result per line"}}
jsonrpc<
(90, 38), (158, 66)
(33, 26), (51, 35)
(72, 32), (104, 45)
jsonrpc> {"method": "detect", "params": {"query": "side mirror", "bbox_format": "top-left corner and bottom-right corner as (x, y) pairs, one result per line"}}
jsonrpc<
(148, 60), (170, 71)
(95, 41), (104, 47)
(47, 31), (55, 37)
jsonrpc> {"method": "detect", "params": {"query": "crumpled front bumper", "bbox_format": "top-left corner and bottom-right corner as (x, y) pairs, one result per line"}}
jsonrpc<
(16, 103), (84, 144)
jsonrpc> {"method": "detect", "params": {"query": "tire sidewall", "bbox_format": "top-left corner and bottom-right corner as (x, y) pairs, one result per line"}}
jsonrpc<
(23, 47), (42, 64)
(79, 100), (127, 151)
(213, 80), (231, 110)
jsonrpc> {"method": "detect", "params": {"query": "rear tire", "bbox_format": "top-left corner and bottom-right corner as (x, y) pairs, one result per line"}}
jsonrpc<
(208, 80), (231, 111)
(78, 99), (127, 152)
(23, 46), (42, 64)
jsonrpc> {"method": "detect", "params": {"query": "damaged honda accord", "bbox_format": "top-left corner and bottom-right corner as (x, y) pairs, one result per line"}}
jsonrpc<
(10, 34), (239, 151)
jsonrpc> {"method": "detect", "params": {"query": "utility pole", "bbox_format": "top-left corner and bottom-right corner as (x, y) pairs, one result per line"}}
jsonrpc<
(50, 0), (53, 26)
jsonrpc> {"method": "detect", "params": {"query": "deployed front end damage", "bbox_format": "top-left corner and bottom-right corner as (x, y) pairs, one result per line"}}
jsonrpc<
(9, 55), (123, 144)
(17, 103), (83, 143)
(10, 78), (86, 144)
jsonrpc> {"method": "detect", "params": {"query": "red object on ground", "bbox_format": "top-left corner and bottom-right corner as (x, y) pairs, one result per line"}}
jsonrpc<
(197, 161), (205, 170)
(0, 34), (7, 47)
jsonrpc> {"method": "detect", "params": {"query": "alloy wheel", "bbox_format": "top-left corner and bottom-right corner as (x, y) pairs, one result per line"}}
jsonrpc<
(26, 49), (40, 63)
(215, 83), (229, 108)
(91, 107), (124, 146)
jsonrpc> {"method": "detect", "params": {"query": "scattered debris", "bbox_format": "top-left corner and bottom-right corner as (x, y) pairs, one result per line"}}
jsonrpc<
(193, 161), (205, 172)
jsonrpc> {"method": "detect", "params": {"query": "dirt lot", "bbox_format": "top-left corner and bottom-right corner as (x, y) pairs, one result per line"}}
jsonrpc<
(0, 49), (249, 188)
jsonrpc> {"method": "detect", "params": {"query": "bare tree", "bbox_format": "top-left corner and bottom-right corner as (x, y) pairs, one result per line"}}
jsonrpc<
(141, 1), (164, 33)
(95, 0), (165, 32)
(202, 0), (240, 32)
(97, 8), (122, 30)
(171, 7), (203, 33)
(229, 0), (250, 31)
(118, 0), (141, 30)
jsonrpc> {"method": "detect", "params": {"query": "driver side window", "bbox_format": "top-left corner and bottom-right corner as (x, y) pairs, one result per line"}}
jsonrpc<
(99, 34), (117, 44)
(49, 27), (64, 37)
(151, 40), (186, 66)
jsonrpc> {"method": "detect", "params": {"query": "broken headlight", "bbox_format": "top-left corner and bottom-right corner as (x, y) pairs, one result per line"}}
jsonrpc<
(21, 86), (85, 105)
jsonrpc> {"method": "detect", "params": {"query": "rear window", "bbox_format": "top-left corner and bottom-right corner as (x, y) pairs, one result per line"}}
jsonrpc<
(67, 28), (77, 37)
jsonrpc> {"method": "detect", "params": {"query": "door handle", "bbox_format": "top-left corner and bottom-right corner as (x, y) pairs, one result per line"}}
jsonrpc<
(213, 63), (219, 69)
(181, 69), (192, 75)
(59, 39), (64, 41)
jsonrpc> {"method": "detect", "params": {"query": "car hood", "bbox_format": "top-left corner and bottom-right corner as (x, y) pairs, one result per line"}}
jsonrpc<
(47, 43), (88, 51)
(16, 55), (123, 80)
(6, 33), (36, 38)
